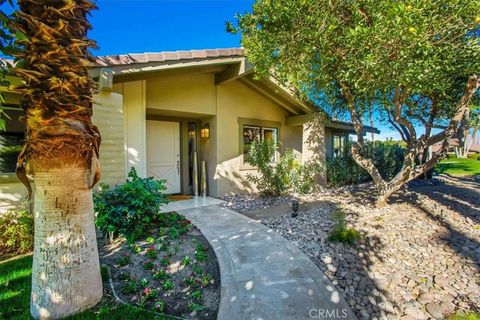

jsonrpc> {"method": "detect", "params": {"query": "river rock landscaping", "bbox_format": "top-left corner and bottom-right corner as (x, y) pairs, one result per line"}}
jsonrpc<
(225, 175), (480, 320)
(220, 194), (294, 212)
(99, 212), (220, 320)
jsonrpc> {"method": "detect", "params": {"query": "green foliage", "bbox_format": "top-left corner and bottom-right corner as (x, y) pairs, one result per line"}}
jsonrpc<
(0, 255), (32, 320)
(168, 227), (180, 240)
(154, 301), (165, 313)
(188, 302), (205, 312)
(140, 278), (149, 288)
(116, 254), (130, 267)
(121, 280), (138, 294)
(194, 250), (207, 263)
(100, 266), (109, 282)
(191, 263), (203, 276)
(0, 256), (173, 320)
(162, 280), (174, 290)
(181, 256), (191, 266)
(143, 261), (154, 270)
(0, 210), (33, 257)
(436, 157), (480, 176)
(191, 289), (202, 300)
(234, 0), (480, 200)
(152, 268), (169, 281)
(118, 272), (130, 281)
(145, 236), (155, 244)
(328, 209), (360, 245)
(145, 246), (157, 259)
(467, 153), (479, 161)
(234, 0), (480, 108)
(246, 139), (322, 195)
(94, 167), (170, 242)
(448, 311), (480, 320)
(200, 274), (211, 287)
(160, 256), (170, 266)
(327, 140), (405, 186)
(183, 276), (196, 287)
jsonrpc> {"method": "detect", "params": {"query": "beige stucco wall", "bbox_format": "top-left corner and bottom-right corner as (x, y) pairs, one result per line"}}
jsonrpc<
(146, 73), (216, 116)
(93, 91), (126, 187)
(120, 80), (147, 177)
(0, 90), (126, 213)
(0, 69), (330, 207)
(0, 178), (30, 213)
(214, 80), (304, 197)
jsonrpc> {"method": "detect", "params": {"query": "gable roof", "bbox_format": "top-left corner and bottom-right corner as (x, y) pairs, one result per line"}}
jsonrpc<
(95, 48), (244, 66)
(4, 47), (379, 134)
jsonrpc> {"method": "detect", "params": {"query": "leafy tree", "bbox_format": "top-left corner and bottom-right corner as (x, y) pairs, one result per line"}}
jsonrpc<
(0, 0), (16, 130)
(232, 0), (480, 207)
(5, 0), (103, 318)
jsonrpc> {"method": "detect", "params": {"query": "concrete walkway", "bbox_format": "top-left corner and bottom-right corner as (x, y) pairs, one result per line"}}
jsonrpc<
(176, 205), (357, 320)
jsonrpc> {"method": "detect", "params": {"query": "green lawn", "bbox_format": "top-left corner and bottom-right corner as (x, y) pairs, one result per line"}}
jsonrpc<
(0, 255), (171, 320)
(436, 157), (480, 176)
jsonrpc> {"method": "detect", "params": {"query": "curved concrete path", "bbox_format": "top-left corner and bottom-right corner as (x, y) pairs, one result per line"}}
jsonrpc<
(176, 204), (357, 320)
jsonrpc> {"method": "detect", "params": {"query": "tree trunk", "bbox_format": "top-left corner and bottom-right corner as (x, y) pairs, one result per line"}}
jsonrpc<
(376, 185), (400, 208)
(30, 166), (102, 319)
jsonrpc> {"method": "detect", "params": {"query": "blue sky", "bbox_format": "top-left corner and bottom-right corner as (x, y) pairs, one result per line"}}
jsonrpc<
(2, 0), (403, 140)
(87, 0), (402, 140)
(89, 0), (253, 56)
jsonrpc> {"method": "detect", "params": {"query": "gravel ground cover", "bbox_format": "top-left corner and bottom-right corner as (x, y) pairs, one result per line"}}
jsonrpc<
(223, 176), (480, 319)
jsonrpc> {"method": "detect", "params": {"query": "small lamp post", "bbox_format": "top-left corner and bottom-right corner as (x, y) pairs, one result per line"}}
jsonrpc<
(291, 199), (299, 218)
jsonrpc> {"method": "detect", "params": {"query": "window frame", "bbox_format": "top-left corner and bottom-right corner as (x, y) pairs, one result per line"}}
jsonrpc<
(238, 118), (281, 170)
(0, 105), (25, 182)
(332, 133), (346, 158)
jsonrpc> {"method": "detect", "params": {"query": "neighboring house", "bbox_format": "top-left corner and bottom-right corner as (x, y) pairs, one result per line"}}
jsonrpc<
(0, 48), (379, 212)
(430, 138), (480, 154)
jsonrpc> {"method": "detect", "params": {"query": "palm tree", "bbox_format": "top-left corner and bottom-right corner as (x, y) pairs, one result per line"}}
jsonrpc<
(12, 0), (103, 318)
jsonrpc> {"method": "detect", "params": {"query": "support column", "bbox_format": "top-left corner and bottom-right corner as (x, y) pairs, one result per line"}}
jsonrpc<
(302, 115), (327, 186)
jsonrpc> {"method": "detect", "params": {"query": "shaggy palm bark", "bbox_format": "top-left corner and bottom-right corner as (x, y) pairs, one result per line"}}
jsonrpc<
(12, 1), (102, 318)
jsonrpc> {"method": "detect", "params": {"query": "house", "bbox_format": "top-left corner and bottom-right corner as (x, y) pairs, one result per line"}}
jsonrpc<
(0, 48), (379, 212)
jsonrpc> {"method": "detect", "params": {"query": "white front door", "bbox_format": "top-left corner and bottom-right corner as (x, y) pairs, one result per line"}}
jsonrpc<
(146, 120), (181, 194)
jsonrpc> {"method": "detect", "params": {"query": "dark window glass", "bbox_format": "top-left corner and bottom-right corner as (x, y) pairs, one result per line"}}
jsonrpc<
(0, 108), (25, 173)
(333, 135), (344, 158)
(243, 125), (278, 163)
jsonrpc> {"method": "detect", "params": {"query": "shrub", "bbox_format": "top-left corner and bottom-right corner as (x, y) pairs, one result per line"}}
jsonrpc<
(152, 268), (169, 280)
(188, 302), (205, 312)
(327, 140), (405, 186)
(100, 265), (109, 282)
(448, 312), (480, 320)
(94, 167), (170, 242)
(145, 246), (157, 259)
(467, 153), (479, 161)
(0, 210), (34, 257)
(116, 253), (131, 266)
(162, 280), (174, 290)
(143, 261), (155, 270)
(328, 209), (360, 245)
(246, 139), (322, 195)
(122, 280), (138, 294)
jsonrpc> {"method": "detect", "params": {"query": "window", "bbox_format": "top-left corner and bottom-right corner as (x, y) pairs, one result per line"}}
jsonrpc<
(243, 125), (278, 163)
(333, 134), (344, 158)
(0, 107), (25, 174)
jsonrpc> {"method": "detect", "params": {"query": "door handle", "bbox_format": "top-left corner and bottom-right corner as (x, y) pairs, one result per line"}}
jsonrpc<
(177, 160), (180, 175)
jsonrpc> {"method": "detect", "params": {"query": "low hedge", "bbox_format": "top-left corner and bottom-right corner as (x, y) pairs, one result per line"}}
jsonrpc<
(0, 210), (34, 259)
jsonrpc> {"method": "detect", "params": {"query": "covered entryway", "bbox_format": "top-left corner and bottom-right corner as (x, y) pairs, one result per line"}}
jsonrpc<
(146, 120), (181, 193)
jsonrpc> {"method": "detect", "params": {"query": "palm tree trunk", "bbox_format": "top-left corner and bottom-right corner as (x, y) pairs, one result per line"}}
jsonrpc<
(30, 167), (102, 319)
